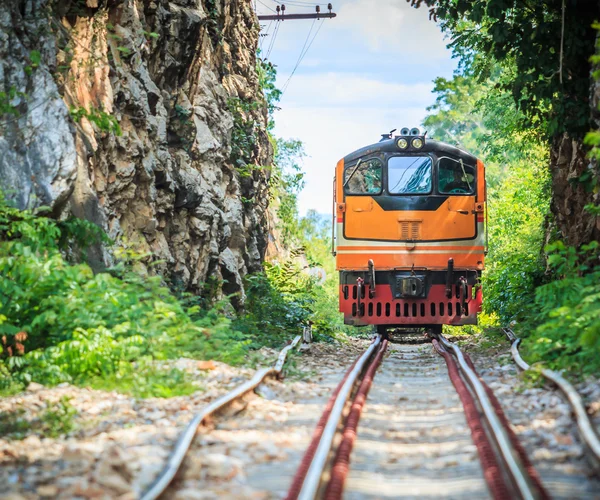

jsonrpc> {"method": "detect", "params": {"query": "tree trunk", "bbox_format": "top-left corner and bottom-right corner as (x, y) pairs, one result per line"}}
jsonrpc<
(548, 134), (600, 247)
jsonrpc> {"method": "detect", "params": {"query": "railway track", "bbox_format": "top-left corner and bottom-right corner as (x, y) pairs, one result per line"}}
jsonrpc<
(134, 333), (599, 500)
(286, 334), (548, 500)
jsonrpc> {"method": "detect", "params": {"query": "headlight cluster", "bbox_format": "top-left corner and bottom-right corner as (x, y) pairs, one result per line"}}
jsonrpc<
(396, 136), (424, 150)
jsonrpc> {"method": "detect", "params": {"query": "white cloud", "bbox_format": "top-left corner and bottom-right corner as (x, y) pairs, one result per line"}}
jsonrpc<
(334, 0), (448, 55)
(279, 72), (433, 109)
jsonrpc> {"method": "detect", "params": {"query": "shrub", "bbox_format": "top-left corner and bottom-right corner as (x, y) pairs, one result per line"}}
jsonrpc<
(520, 241), (600, 376)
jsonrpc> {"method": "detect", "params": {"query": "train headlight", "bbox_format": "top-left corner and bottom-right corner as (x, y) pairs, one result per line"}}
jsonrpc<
(411, 137), (424, 149)
(396, 138), (408, 150)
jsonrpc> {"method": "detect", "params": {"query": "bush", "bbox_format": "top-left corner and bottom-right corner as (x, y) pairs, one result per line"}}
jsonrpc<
(520, 241), (600, 377)
(0, 197), (250, 397)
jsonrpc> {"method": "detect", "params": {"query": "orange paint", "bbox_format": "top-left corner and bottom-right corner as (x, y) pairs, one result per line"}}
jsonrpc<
(344, 195), (477, 241)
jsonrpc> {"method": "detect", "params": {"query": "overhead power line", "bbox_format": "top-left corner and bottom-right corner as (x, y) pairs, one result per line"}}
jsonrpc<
(281, 18), (325, 94)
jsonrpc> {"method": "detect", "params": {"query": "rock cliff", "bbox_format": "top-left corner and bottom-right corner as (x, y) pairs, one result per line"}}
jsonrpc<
(0, 0), (272, 306)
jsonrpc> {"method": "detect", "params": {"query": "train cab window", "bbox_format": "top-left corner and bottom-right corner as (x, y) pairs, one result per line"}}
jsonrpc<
(388, 156), (432, 194)
(344, 158), (382, 195)
(438, 157), (475, 194)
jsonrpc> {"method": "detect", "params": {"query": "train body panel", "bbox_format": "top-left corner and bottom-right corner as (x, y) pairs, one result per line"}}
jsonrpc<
(333, 134), (486, 328)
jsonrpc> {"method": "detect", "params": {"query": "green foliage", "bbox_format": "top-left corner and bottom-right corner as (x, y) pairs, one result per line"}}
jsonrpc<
(237, 258), (315, 347)
(0, 86), (26, 119)
(70, 106), (122, 135)
(39, 397), (78, 438)
(412, 0), (598, 138)
(270, 138), (306, 244)
(483, 156), (550, 322)
(0, 196), (250, 397)
(257, 59), (282, 131)
(228, 96), (262, 171)
(521, 241), (600, 377)
(24, 50), (41, 75)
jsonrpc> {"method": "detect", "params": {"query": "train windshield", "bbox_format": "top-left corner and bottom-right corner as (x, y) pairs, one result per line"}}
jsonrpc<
(344, 158), (383, 194)
(438, 157), (475, 194)
(388, 156), (432, 194)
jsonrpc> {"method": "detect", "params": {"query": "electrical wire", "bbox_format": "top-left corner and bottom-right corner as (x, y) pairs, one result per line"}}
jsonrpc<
(288, 17), (316, 75)
(256, 0), (277, 13)
(281, 18), (324, 94)
(259, 20), (273, 52)
(265, 18), (281, 59)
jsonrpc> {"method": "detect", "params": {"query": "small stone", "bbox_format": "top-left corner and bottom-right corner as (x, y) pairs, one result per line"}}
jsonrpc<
(204, 453), (244, 480)
(197, 360), (216, 371)
(173, 490), (218, 500)
(36, 485), (59, 497)
(26, 382), (44, 392)
(255, 384), (277, 400)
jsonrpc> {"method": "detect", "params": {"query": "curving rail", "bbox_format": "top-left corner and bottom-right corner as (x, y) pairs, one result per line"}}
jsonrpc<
(140, 335), (301, 500)
(504, 327), (600, 469)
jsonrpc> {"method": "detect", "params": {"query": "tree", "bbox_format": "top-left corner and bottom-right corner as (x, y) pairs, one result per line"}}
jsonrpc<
(410, 0), (600, 247)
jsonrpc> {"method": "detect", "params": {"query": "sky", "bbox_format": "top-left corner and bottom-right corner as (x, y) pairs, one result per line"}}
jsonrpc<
(254, 0), (458, 215)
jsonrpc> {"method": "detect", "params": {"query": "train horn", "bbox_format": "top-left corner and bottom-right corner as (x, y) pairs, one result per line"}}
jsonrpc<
(410, 127), (421, 136)
(400, 127), (410, 136)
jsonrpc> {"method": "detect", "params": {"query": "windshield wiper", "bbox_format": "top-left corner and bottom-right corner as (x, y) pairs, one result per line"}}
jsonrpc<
(343, 159), (363, 188)
(459, 158), (473, 192)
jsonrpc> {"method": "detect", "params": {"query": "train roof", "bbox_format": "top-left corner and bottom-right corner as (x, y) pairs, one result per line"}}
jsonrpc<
(343, 137), (479, 165)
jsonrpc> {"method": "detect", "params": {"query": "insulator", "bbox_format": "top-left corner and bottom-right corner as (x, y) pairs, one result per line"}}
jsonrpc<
(281, 4), (286, 12)
(276, 5), (280, 13)
(316, 5), (320, 13)
(328, 3), (332, 11)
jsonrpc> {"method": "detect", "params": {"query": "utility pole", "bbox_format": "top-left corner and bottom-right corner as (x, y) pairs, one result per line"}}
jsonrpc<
(258, 3), (336, 21)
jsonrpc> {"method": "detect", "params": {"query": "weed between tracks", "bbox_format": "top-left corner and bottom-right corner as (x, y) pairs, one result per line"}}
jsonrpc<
(0, 397), (77, 439)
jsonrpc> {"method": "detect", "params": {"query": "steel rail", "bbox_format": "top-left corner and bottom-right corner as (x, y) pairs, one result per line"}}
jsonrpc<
(504, 328), (600, 468)
(324, 339), (389, 500)
(297, 336), (382, 500)
(436, 334), (536, 500)
(140, 335), (301, 500)
(433, 339), (511, 499)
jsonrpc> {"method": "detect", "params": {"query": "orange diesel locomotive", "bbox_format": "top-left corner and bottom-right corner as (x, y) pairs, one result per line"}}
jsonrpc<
(333, 128), (487, 335)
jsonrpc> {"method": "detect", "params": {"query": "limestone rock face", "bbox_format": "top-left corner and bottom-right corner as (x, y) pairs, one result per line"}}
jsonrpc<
(0, 0), (272, 305)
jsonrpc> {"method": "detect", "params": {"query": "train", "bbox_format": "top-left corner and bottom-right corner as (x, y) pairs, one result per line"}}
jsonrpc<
(332, 127), (487, 335)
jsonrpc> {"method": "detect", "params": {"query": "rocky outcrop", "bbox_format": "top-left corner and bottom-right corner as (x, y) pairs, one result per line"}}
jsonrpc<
(0, 0), (272, 305)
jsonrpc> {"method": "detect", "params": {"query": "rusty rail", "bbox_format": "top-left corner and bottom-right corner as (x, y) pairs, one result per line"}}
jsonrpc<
(323, 339), (388, 500)
(287, 336), (383, 500)
(434, 334), (543, 500)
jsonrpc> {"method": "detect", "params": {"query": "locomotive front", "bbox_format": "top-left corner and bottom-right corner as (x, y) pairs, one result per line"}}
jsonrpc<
(333, 128), (487, 334)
